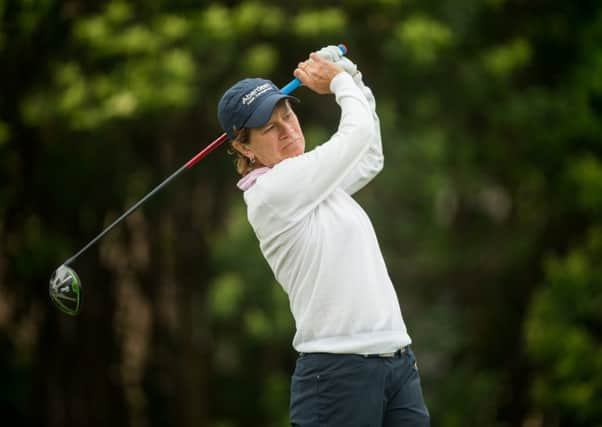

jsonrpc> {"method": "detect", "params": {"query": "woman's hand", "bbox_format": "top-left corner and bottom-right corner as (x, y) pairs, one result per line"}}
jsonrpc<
(294, 53), (344, 94)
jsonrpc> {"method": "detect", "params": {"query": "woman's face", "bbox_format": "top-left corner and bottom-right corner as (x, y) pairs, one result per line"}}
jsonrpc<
(235, 100), (305, 167)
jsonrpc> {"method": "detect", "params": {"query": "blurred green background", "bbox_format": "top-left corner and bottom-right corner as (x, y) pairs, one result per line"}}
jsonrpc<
(1, 0), (601, 426)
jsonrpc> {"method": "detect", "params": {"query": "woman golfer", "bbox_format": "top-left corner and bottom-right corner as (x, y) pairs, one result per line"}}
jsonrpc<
(217, 47), (430, 426)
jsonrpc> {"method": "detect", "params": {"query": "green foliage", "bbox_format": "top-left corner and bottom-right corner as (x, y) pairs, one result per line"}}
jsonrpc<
(209, 273), (244, 320)
(481, 37), (532, 79)
(526, 228), (602, 424)
(21, 1), (200, 129)
(568, 154), (602, 214)
(293, 8), (346, 37)
(395, 14), (454, 65)
(242, 43), (278, 75)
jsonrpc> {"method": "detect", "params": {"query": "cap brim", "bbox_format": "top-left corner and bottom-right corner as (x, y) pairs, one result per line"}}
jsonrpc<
(244, 93), (300, 129)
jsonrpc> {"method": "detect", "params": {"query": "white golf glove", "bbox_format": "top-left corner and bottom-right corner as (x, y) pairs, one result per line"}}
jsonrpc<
(315, 45), (344, 62)
(315, 45), (359, 79)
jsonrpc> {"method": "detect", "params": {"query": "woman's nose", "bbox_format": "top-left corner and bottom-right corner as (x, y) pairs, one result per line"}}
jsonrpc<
(281, 123), (297, 139)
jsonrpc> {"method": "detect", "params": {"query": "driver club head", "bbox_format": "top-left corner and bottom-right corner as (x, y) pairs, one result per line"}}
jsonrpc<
(49, 265), (81, 316)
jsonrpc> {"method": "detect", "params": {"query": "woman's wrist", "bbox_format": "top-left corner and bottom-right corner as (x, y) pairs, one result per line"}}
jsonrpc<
(329, 71), (354, 93)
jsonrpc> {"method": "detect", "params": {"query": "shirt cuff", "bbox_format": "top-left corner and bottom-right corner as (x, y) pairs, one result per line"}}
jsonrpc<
(329, 71), (354, 93)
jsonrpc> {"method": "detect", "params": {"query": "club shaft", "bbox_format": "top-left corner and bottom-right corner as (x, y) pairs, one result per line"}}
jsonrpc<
(185, 133), (229, 169)
(63, 43), (348, 267)
(64, 164), (187, 266)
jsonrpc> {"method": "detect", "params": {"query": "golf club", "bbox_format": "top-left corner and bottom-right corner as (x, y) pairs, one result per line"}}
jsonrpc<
(49, 44), (348, 316)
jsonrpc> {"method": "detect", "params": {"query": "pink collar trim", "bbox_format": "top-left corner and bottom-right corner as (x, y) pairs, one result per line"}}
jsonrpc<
(236, 166), (271, 191)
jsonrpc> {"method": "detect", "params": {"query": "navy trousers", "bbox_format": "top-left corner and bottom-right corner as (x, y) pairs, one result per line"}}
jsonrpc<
(290, 347), (430, 427)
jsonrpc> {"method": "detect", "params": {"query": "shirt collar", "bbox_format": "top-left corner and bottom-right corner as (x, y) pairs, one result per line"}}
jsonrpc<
(236, 166), (271, 191)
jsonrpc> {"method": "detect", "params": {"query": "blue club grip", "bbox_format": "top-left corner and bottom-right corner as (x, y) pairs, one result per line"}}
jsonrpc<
(280, 44), (348, 95)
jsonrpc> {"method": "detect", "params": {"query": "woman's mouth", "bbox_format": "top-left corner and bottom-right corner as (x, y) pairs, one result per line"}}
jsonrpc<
(283, 137), (302, 148)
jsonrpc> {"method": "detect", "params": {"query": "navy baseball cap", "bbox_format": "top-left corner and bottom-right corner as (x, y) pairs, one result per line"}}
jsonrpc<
(218, 78), (299, 139)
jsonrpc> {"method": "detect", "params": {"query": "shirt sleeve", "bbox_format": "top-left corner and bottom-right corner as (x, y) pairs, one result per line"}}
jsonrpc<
(254, 72), (375, 222)
(338, 77), (384, 195)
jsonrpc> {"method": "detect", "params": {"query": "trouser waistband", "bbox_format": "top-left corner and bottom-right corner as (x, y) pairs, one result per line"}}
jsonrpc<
(299, 346), (408, 359)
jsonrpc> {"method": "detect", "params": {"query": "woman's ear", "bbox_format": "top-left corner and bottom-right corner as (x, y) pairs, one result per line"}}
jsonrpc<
(231, 140), (253, 158)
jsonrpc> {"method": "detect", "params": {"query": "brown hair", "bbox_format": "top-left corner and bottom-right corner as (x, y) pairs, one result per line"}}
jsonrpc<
(228, 127), (254, 176)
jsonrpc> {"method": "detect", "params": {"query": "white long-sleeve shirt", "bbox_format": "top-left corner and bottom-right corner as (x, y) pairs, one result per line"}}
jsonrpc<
(241, 72), (411, 354)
